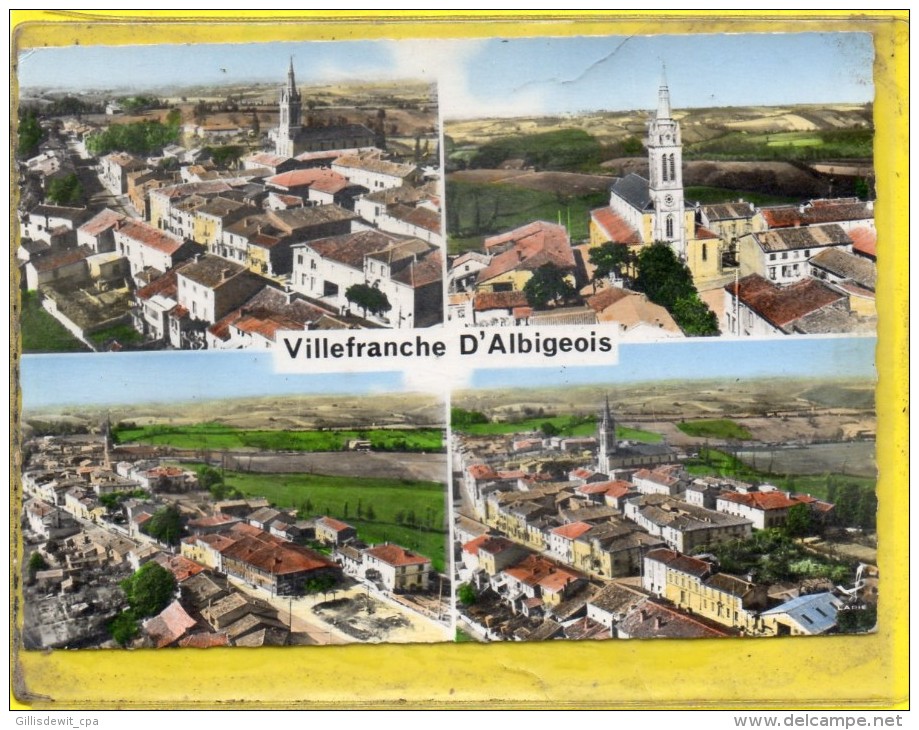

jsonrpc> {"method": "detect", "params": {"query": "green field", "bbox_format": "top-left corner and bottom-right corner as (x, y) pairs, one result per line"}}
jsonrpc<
(684, 186), (798, 206)
(87, 323), (144, 348)
(685, 128), (873, 161)
(20, 291), (90, 353)
(677, 419), (753, 440)
(113, 422), (444, 453)
(446, 180), (606, 254)
(685, 448), (875, 500)
(455, 415), (661, 443)
(205, 467), (447, 573)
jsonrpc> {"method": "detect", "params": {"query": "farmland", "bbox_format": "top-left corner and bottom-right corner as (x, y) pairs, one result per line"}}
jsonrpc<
(676, 419), (753, 440)
(113, 422), (444, 453)
(209, 467), (447, 572)
(452, 412), (662, 443)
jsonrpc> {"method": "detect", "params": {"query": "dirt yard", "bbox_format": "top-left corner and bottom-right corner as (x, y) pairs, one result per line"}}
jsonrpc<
(450, 169), (613, 196)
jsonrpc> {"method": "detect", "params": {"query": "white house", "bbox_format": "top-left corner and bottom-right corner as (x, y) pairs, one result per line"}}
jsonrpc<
(361, 543), (431, 592)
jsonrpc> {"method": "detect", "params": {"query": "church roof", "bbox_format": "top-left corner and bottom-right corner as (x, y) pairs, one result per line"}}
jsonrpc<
(610, 173), (653, 212)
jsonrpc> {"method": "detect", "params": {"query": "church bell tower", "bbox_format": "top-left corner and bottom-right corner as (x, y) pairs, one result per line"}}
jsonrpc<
(647, 70), (686, 258)
(277, 58), (302, 157)
(597, 395), (617, 475)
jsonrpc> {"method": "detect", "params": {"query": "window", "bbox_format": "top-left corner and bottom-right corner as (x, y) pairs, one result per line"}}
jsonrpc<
(804, 249), (810, 257)
(769, 253), (777, 261)
(666, 215), (674, 239)
(769, 267), (777, 280)
(661, 157), (668, 182)
(781, 252), (788, 260)
(702, 243), (708, 262)
(669, 154), (675, 181)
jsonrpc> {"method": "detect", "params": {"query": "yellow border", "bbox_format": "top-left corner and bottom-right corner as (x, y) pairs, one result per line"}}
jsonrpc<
(10, 10), (908, 710)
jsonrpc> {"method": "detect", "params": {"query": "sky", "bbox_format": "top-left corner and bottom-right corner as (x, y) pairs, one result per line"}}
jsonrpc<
(19, 351), (408, 410)
(468, 335), (876, 390)
(20, 336), (875, 410)
(17, 32), (874, 118)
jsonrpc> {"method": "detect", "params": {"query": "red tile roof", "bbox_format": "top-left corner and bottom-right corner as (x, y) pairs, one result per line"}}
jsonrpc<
(504, 554), (581, 589)
(760, 199), (874, 228)
(719, 491), (799, 510)
(267, 168), (349, 192)
(154, 554), (206, 583)
(144, 600), (198, 648)
(725, 275), (846, 329)
(478, 221), (575, 283)
(473, 290), (528, 312)
(316, 516), (353, 533)
(467, 464), (497, 480)
(848, 226), (877, 259)
(221, 533), (338, 575)
(586, 286), (631, 313)
(118, 220), (186, 255)
(79, 208), (127, 237)
(29, 246), (93, 273)
(364, 543), (430, 567)
(551, 521), (593, 540)
(187, 513), (239, 528)
(178, 632), (230, 648)
(462, 534), (517, 556)
(589, 207), (642, 245)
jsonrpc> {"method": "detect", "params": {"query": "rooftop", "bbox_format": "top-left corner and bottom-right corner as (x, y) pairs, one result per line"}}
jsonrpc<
(725, 274), (847, 330)
(364, 543), (430, 568)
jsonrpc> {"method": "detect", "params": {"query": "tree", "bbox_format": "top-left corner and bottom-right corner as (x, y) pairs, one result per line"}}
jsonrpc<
(17, 111), (43, 159)
(196, 465), (224, 491)
(540, 421), (560, 437)
(856, 488), (878, 531)
(457, 582), (477, 607)
(671, 295), (720, 336)
(208, 145), (243, 168)
(46, 174), (83, 206)
(523, 263), (575, 309)
(303, 573), (337, 598)
(784, 503), (814, 537)
(27, 551), (48, 581)
(250, 110), (260, 136)
(365, 504), (376, 521)
(108, 610), (140, 646)
(345, 284), (392, 318)
(589, 242), (632, 283)
(836, 605), (877, 633)
(633, 243), (696, 310)
(120, 562), (176, 617)
(141, 505), (184, 545)
(165, 108), (182, 128)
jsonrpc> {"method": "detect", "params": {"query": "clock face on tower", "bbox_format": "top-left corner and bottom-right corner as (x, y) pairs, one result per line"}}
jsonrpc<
(664, 194), (674, 206)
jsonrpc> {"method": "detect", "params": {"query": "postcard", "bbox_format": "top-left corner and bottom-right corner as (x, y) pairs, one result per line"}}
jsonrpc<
(10, 11), (906, 710)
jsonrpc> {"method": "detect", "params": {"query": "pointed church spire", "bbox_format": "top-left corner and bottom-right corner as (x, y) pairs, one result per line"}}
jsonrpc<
(657, 64), (671, 120)
(287, 56), (297, 93)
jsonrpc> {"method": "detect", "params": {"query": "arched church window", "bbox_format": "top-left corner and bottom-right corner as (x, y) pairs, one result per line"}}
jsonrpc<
(661, 156), (668, 182)
(666, 215), (674, 239)
(669, 154), (675, 181)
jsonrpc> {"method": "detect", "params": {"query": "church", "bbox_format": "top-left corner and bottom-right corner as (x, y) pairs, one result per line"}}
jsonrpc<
(595, 395), (674, 473)
(589, 76), (733, 292)
(274, 59), (376, 158)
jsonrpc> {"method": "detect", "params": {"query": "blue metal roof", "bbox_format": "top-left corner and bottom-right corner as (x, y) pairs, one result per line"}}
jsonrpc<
(760, 592), (843, 634)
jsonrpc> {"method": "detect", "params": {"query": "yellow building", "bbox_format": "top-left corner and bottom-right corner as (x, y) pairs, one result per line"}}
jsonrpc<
(665, 566), (769, 635)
